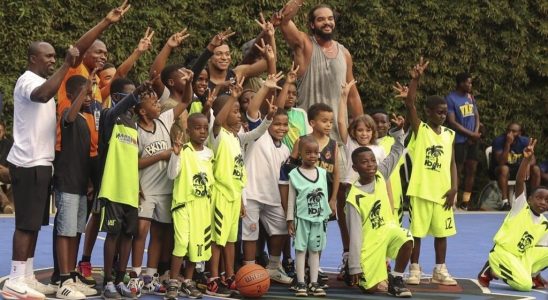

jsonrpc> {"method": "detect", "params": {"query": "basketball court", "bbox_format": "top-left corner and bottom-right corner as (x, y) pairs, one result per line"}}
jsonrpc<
(0, 213), (546, 299)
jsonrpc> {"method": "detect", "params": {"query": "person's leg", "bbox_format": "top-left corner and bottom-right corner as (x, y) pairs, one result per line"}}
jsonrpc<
(103, 233), (119, 283)
(241, 200), (260, 263)
(434, 237), (447, 264)
(431, 203), (457, 285)
(209, 243), (222, 278)
(146, 221), (164, 273)
(242, 241), (256, 263)
(463, 160), (478, 202)
(495, 165), (510, 201)
(81, 213), (100, 262)
(223, 242), (235, 277)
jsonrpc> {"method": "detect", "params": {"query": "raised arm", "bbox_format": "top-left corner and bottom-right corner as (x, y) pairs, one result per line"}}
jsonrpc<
(401, 57), (429, 136)
(343, 49), (363, 117)
(172, 69), (194, 118)
(66, 69), (97, 123)
(515, 138), (536, 197)
(241, 13), (277, 65)
(337, 79), (356, 144)
(277, 0), (308, 50)
(275, 62), (299, 108)
(247, 72), (283, 119)
(213, 77), (244, 137)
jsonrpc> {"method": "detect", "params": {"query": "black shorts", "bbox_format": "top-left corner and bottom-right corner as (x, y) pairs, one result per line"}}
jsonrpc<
(491, 164), (520, 181)
(454, 142), (480, 164)
(100, 199), (138, 236)
(9, 164), (52, 231)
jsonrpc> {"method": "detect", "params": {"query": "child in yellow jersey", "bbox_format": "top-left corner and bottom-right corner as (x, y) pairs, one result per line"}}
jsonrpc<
(206, 77), (277, 297)
(165, 113), (213, 300)
(477, 138), (548, 291)
(402, 58), (458, 286)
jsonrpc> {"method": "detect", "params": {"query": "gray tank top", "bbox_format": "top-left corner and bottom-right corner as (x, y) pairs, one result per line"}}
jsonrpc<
(297, 36), (347, 143)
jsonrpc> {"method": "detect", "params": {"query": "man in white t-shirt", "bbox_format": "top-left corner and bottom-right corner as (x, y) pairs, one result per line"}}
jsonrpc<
(1, 42), (79, 300)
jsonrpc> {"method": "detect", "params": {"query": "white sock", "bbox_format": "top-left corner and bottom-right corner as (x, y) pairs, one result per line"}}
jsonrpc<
(308, 251), (320, 283)
(295, 251), (306, 283)
(268, 255), (281, 269)
(25, 257), (34, 278)
(391, 271), (404, 278)
(243, 260), (256, 265)
(9, 261), (26, 280)
(133, 267), (142, 276)
(146, 267), (157, 276)
(502, 199), (509, 204)
(435, 264), (444, 270)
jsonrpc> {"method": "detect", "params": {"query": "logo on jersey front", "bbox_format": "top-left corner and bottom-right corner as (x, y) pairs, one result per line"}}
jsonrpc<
(306, 188), (325, 216)
(424, 145), (444, 171)
(144, 140), (169, 156)
(369, 200), (385, 229)
(192, 172), (209, 197)
(517, 231), (534, 253)
(233, 154), (245, 180)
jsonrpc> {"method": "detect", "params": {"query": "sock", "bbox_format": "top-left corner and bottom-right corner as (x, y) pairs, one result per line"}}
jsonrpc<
(70, 271), (80, 281)
(133, 267), (142, 276)
(208, 277), (219, 283)
(25, 257), (34, 278)
(435, 264), (444, 270)
(60, 274), (72, 285)
(463, 192), (472, 203)
(308, 251), (320, 283)
(146, 267), (157, 276)
(502, 199), (509, 204)
(115, 271), (126, 285)
(268, 255), (281, 269)
(9, 261), (26, 280)
(243, 260), (255, 265)
(391, 271), (404, 278)
(295, 251), (306, 283)
(158, 261), (169, 275)
(81, 255), (91, 263)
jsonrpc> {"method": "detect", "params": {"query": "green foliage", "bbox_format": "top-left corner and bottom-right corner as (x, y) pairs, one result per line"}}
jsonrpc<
(0, 0), (546, 158)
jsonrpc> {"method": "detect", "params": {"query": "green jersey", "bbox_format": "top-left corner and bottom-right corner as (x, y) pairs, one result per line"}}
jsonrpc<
(189, 101), (203, 115)
(283, 108), (309, 151)
(378, 136), (404, 208)
(210, 127), (246, 201)
(289, 167), (331, 222)
(407, 122), (455, 204)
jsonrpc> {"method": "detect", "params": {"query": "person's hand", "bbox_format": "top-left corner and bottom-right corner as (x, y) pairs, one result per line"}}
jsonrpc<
(166, 28), (190, 49)
(159, 149), (173, 161)
(255, 12), (275, 37)
(209, 28), (236, 50)
(286, 62), (299, 84)
(137, 27), (154, 53)
(469, 131), (481, 142)
(523, 138), (537, 159)
(177, 68), (193, 85)
(240, 204), (247, 218)
(409, 57), (429, 79)
(64, 45), (80, 68)
(287, 220), (295, 236)
(172, 130), (185, 155)
(254, 38), (275, 62)
(443, 188), (457, 210)
(105, 0), (131, 24)
(505, 131), (515, 146)
(329, 198), (336, 217)
(351, 273), (363, 286)
(203, 87), (219, 111)
(269, 10), (284, 27)
(390, 113), (405, 130)
(341, 79), (357, 98)
(264, 72), (284, 90)
(265, 96), (278, 120)
(230, 76), (245, 99)
(392, 82), (409, 99)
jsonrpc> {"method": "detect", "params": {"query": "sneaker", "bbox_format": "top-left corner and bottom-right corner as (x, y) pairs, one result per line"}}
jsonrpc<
(142, 273), (166, 295)
(56, 279), (86, 300)
(74, 270), (96, 287)
(283, 259), (296, 278)
(102, 282), (122, 300)
(116, 282), (136, 299)
(2, 277), (46, 300)
(24, 275), (57, 295)
(308, 282), (326, 297)
(164, 280), (179, 300)
(500, 202), (511, 211)
(267, 266), (293, 284)
(318, 270), (329, 289)
(47, 282), (59, 294)
(406, 263), (421, 285)
(77, 261), (97, 286)
(193, 271), (209, 292)
(294, 282), (307, 297)
(532, 274), (546, 289)
(205, 278), (231, 297)
(477, 261), (493, 288)
(127, 272), (143, 298)
(458, 201), (469, 211)
(72, 276), (98, 296)
(180, 280), (202, 299)
(388, 274), (412, 298)
(288, 277), (298, 292)
(224, 274), (239, 295)
(432, 264), (457, 286)
(336, 253), (349, 282)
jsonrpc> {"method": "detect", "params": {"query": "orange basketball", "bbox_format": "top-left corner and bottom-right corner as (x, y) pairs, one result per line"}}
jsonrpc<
(235, 264), (270, 298)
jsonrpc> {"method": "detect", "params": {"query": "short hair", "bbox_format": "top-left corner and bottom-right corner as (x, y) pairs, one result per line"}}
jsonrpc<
(273, 107), (288, 118)
(101, 62), (115, 72)
(298, 135), (318, 150)
(110, 77), (134, 95)
(211, 94), (232, 117)
(161, 63), (186, 86)
(530, 186), (548, 197)
(368, 108), (389, 117)
(348, 114), (377, 142)
(425, 95), (446, 109)
(65, 75), (88, 99)
(351, 146), (373, 163)
(307, 103), (333, 121)
(307, 4), (336, 26)
(455, 72), (471, 86)
(187, 112), (208, 127)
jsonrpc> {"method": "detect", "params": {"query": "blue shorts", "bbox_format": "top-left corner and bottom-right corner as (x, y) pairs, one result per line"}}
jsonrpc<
(55, 191), (87, 237)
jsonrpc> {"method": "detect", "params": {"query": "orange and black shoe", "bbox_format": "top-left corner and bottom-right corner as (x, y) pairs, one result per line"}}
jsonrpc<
(224, 275), (239, 296)
(206, 278), (231, 297)
(477, 261), (493, 287)
(532, 273), (546, 289)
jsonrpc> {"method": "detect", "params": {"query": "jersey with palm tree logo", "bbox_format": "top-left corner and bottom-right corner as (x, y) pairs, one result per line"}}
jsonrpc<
(289, 167), (332, 222)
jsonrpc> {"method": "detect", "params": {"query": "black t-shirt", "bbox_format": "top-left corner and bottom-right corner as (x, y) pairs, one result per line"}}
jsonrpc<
(54, 110), (91, 195)
(0, 137), (13, 166)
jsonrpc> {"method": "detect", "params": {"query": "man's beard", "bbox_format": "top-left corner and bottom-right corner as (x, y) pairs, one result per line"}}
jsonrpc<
(313, 26), (334, 41)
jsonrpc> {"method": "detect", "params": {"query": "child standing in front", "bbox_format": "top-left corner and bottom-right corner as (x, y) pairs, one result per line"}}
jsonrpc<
(403, 58), (458, 286)
(287, 136), (332, 297)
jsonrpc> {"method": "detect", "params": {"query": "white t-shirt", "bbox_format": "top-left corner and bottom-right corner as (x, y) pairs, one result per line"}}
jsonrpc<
(342, 139), (386, 184)
(244, 131), (290, 206)
(7, 70), (56, 167)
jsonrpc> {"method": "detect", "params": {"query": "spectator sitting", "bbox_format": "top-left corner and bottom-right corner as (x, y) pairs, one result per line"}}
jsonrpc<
(491, 122), (541, 210)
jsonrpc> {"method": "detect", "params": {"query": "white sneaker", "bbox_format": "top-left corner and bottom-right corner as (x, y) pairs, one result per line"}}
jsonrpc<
(406, 263), (421, 285)
(267, 266), (293, 284)
(432, 264), (457, 285)
(2, 277), (45, 300)
(73, 276), (98, 296)
(56, 279), (86, 300)
(24, 275), (57, 295)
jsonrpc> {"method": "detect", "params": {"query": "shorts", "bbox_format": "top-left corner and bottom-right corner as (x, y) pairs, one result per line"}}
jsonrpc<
(54, 191), (87, 237)
(294, 217), (328, 252)
(139, 194), (172, 224)
(489, 245), (548, 292)
(409, 196), (456, 238)
(360, 225), (413, 289)
(100, 199), (138, 236)
(9, 164), (52, 231)
(242, 200), (288, 241)
(454, 142), (479, 164)
(491, 164), (520, 181)
(211, 190), (241, 246)
(172, 199), (212, 262)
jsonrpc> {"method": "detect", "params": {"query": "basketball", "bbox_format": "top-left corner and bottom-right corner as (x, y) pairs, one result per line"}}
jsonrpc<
(235, 264), (270, 298)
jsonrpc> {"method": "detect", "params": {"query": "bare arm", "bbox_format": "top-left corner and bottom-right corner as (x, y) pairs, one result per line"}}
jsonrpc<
(443, 139), (458, 210)
(337, 80), (357, 144)
(277, 0), (308, 50)
(403, 58), (429, 136)
(66, 69), (96, 123)
(343, 49), (363, 117)
(149, 29), (190, 96)
(515, 138), (536, 197)
(446, 112), (478, 138)
(247, 72), (283, 119)
(495, 134), (514, 166)
(138, 150), (171, 169)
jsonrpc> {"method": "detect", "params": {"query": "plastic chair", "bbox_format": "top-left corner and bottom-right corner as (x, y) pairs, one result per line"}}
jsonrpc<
(485, 146), (517, 203)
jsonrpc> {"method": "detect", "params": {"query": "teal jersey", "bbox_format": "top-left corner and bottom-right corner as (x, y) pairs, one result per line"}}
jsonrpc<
(289, 167), (331, 222)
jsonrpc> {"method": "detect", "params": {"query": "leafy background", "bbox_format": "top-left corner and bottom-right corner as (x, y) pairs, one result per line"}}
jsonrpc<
(0, 0), (546, 165)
